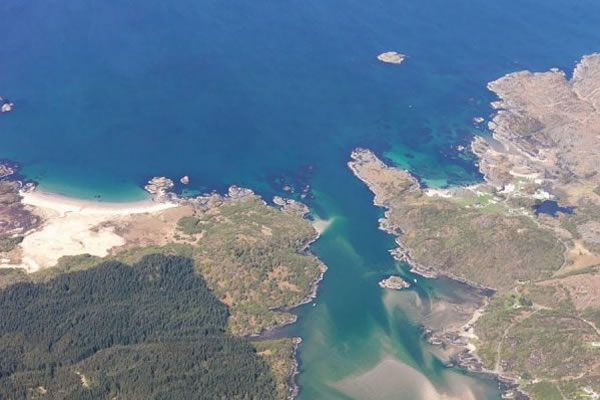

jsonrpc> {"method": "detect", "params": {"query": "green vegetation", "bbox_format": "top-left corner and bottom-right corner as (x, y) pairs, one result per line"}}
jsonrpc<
(525, 381), (563, 400)
(0, 254), (278, 399)
(476, 284), (599, 383)
(521, 284), (574, 311)
(387, 194), (564, 289)
(0, 268), (28, 289)
(254, 338), (298, 399)
(0, 235), (22, 252)
(112, 199), (323, 335)
(473, 292), (522, 368)
(175, 199), (323, 335)
(352, 150), (600, 398)
(0, 197), (320, 398)
(583, 306), (600, 327)
(501, 310), (598, 379)
(0, 181), (40, 253)
(3, 198), (323, 337)
(561, 201), (600, 252)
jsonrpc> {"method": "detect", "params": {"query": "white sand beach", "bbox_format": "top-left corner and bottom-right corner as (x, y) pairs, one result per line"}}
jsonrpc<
(4, 190), (176, 273)
(21, 190), (175, 216)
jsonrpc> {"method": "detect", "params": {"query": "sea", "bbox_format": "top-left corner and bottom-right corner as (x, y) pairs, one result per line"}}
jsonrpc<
(2, 0), (600, 398)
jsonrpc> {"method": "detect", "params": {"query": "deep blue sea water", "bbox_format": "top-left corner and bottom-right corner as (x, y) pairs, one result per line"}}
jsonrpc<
(2, 0), (600, 398)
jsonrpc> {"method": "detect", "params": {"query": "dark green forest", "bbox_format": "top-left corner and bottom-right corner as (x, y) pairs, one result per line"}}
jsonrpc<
(0, 254), (277, 399)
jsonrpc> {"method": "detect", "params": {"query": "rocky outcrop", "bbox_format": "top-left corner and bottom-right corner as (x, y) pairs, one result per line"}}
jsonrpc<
(143, 175), (270, 211)
(473, 53), (600, 205)
(273, 196), (310, 216)
(377, 51), (406, 64)
(0, 97), (14, 113)
(0, 161), (17, 179)
(144, 177), (175, 201)
(378, 275), (410, 290)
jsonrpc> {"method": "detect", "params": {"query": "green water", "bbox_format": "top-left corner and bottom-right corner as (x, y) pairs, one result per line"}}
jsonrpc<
(3, 0), (600, 397)
(282, 163), (501, 399)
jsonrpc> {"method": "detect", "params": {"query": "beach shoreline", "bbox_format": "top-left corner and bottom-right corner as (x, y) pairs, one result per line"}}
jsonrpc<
(20, 188), (177, 216)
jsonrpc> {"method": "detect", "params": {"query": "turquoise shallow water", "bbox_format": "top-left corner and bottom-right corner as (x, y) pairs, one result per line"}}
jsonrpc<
(2, 0), (600, 398)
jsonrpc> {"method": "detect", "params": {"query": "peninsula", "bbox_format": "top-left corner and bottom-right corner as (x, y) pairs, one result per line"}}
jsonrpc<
(0, 166), (326, 399)
(350, 54), (600, 400)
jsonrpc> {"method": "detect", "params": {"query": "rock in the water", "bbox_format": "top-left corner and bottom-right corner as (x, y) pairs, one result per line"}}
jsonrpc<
(0, 162), (16, 179)
(378, 275), (410, 290)
(180, 175), (190, 185)
(228, 185), (256, 201)
(273, 196), (310, 216)
(1, 101), (13, 113)
(144, 177), (175, 201)
(377, 51), (406, 64)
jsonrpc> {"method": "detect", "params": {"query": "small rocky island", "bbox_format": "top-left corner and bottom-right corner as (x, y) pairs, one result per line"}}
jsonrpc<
(1, 97), (14, 113)
(378, 275), (410, 290)
(377, 51), (406, 64)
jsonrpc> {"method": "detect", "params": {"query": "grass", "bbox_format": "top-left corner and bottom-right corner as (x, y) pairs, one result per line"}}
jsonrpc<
(0, 197), (319, 398)
(0, 235), (22, 252)
(254, 338), (298, 400)
(387, 195), (564, 289)
(525, 381), (563, 400)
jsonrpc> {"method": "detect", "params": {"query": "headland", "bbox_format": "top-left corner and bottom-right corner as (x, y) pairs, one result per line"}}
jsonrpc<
(349, 53), (600, 400)
(0, 165), (326, 400)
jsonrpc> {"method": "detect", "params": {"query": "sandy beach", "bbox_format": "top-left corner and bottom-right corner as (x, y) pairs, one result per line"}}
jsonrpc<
(3, 189), (177, 273)
(21, 190), (176, 216)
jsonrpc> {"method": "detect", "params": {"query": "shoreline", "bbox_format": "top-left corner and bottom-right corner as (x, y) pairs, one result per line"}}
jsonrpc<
(3, 170), (325, 400)
(348, 149), (529, 400)
(20, 188), (177, 216)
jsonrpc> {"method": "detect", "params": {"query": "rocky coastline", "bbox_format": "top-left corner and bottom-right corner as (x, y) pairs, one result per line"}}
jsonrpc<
(142, 175), (325, 400)
(348, 148), (530, 400)
(286, 337), (302, 400)
(144, 175), (327, 312)
(0, 166), (326, 400)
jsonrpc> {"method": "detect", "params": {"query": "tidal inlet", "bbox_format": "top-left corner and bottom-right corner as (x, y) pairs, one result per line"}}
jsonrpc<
(1, 0), (600, 399)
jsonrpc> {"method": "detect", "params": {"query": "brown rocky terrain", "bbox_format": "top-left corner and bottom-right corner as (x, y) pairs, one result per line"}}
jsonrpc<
(349, 54), (600, 399)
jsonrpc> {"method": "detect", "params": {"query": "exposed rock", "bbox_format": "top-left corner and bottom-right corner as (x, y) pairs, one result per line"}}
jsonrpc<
(228, 185), (256, 201)
(144, 177), (175, 201)
(473, 53), (600, 205)
(0, 97), (14, 113)
(378, 275), (410, 290)
(273, 196), (310, 216)
(0, 161), (17, 179)
(377, 51), (406, 64)
(0, 180), (41, 240)
(143, 176), (265, 211)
